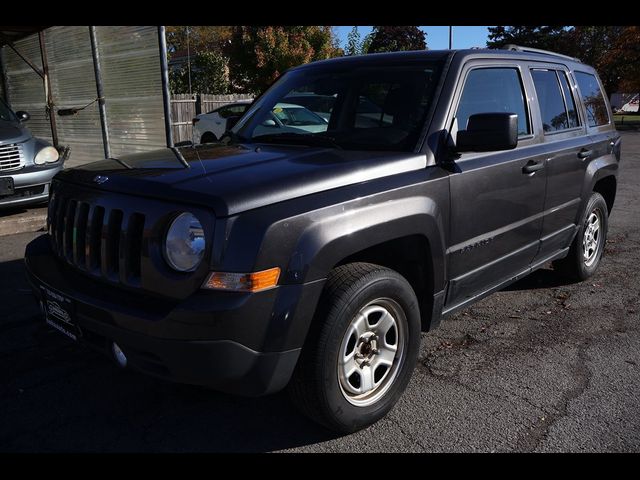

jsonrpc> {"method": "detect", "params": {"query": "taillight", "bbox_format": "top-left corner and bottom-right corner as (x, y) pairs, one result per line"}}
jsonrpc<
(192, 118), (200, 126)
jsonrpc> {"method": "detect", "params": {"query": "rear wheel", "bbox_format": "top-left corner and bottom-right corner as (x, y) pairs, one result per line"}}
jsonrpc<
(553, 192), (608, 281)
(288, 262), (421, 433)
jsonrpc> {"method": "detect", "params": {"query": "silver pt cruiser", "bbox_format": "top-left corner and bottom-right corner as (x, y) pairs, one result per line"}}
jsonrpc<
(0, 97), (63, 209)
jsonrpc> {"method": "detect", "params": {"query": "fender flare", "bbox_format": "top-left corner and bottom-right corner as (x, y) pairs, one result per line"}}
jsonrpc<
(287, 195), (447, 293)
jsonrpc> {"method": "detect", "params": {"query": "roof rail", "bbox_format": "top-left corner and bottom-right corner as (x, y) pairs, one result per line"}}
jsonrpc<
(500, 44), (581, 63)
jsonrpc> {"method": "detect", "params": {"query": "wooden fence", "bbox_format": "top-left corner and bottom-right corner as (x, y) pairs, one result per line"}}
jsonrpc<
(170, 93), (254, 143)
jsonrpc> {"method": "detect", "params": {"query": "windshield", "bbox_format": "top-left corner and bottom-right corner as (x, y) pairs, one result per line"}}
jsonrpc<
(233, 62), (443, 152)
(0, 98), (17, 122)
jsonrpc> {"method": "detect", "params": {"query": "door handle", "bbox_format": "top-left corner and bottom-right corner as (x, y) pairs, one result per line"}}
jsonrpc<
(522, 160), (544, 174)
(578, 149), (593, 159)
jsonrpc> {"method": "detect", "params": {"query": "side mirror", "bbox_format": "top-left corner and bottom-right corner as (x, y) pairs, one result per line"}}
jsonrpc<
(455, 113), (518, 153)
(225, 115), (241, 130)
(261, 119), (277, 127)
(15, 111), (30, 122)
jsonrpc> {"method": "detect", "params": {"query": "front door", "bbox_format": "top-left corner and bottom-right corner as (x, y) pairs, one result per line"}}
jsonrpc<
(445, 64), (547, 311)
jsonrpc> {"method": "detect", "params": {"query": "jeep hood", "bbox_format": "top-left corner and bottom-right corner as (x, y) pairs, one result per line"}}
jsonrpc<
(56, 143), (426, 217)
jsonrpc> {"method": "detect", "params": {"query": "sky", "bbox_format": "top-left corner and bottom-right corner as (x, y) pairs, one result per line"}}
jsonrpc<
(335, 26), (492, 50)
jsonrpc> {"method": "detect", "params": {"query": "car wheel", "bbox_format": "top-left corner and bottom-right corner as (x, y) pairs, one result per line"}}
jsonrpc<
(553, 192), (609, 281)
(200, 132), (217, 144)
(288, 262), (421, 433)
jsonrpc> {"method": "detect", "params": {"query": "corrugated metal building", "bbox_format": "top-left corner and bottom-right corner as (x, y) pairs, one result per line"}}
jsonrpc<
(0, 26), (171, 168)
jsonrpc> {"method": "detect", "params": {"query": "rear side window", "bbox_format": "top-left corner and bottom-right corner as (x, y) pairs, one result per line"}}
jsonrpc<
(575, 72), (609, 127)
(531, 69), (579, 133)
(456, 68), (530, 136)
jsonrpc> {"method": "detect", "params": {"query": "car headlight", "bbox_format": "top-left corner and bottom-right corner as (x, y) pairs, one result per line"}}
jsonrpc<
(164, 212), (206, 272)
(34, 146), (60, 165)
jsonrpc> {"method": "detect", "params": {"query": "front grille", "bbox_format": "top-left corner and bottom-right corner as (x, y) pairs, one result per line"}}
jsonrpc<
(0, 143), (25, 171)
(48, 190), (146, 287)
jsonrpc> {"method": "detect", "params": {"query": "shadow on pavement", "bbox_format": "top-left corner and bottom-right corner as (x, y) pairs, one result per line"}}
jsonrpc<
(503, 266), (579, 292)
(0, 257), (339, 452)
(0, 207), (28, 218)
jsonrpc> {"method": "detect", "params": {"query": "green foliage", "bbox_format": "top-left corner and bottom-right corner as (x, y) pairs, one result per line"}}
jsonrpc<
(165, 26), (232, 55)
(366, 26), (427, 54)
(226, 26), (343, 94)
(486, 26), (572, 52)
(170, 51), (230, 94)
(346, 26), (361, 56)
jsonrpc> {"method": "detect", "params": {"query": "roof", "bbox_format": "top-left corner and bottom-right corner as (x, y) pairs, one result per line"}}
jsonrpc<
(0, 26), (50, 47)
(293, 47), (585, 71)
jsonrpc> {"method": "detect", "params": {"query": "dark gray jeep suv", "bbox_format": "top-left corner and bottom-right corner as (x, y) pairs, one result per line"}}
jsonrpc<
(25, 46), (621, 432)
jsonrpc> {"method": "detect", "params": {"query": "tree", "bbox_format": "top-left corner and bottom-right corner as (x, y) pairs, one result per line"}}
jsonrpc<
(345, 26), (361, 56)
(170, 51), (230, 94)
(486, 26), (572, 52)
(610, 26), (640, 93)
(166, 26), (233, 55)
(487, 26), (639, 96)
(225, 26), (343, 94)
(167, 26), (234, 94)
(366, 26), (427, 54)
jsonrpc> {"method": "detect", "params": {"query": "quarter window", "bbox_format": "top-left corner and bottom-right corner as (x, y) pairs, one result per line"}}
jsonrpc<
(531, 69), (578, 133)
(575, 72), (610, 127)
(456, 68), (530, 136)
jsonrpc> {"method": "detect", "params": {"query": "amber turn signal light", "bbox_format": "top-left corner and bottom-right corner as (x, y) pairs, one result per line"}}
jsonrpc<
(202, 267), (281, 292)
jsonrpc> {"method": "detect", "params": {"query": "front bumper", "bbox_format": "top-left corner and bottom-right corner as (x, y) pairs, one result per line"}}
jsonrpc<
(0, 163), (62, 208)
(25, 234), (325, 396)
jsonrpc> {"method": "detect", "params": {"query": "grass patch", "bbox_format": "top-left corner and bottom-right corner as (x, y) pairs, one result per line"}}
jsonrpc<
(614, 113), (640, 127)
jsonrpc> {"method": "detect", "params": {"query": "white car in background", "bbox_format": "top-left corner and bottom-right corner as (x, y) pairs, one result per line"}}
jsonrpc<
(192, 101), (252, 144)
(254, 103), (329, 137)
(193, 101), (329, 144)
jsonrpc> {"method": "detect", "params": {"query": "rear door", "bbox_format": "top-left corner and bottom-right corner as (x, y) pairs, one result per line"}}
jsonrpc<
(528, 66), (593, 259)
(444, 62), (547, 311)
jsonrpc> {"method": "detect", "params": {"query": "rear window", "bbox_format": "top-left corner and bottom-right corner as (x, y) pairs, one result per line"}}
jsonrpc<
(575, 72), (609, 127)
(531, 69), (579, 133)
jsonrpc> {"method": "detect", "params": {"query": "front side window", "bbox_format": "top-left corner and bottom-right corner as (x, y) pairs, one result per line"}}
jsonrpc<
(531, 69), (576, 133)
(575, 71), (609, 127)
(233, 63), (443, 152)
(456, 67), (530, 136)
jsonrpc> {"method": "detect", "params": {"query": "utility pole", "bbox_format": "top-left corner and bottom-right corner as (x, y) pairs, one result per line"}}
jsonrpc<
(187, 26), (192, 95)
(449, 26), (453, 49)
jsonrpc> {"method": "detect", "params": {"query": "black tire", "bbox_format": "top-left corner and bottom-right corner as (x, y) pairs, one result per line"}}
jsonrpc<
(200, 132), (217, 144)
(288, 262), (421, 433)
(553, 192), (608, 281)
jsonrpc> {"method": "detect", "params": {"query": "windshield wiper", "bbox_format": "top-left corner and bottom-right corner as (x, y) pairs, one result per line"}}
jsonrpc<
(251, 133), (342, 149)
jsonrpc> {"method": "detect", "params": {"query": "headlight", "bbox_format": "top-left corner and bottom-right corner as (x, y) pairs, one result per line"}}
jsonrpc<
(34, 146), (60, 165)
(164, 212), (205, 272)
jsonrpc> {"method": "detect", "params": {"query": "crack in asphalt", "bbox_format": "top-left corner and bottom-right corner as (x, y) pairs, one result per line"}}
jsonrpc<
(516, 340), (593, 452)
(387, 414), (430, 452)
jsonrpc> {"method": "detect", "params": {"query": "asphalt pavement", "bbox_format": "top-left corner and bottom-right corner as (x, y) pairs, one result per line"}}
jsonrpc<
(1, 132), (638, 452)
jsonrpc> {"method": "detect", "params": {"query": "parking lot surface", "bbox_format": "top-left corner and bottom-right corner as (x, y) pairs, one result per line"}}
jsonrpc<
(1, 132), (638, 452)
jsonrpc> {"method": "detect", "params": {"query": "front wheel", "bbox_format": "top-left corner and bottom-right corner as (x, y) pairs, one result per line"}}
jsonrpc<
(288, 263), (421, 433)
(553, 192), (609, 281)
